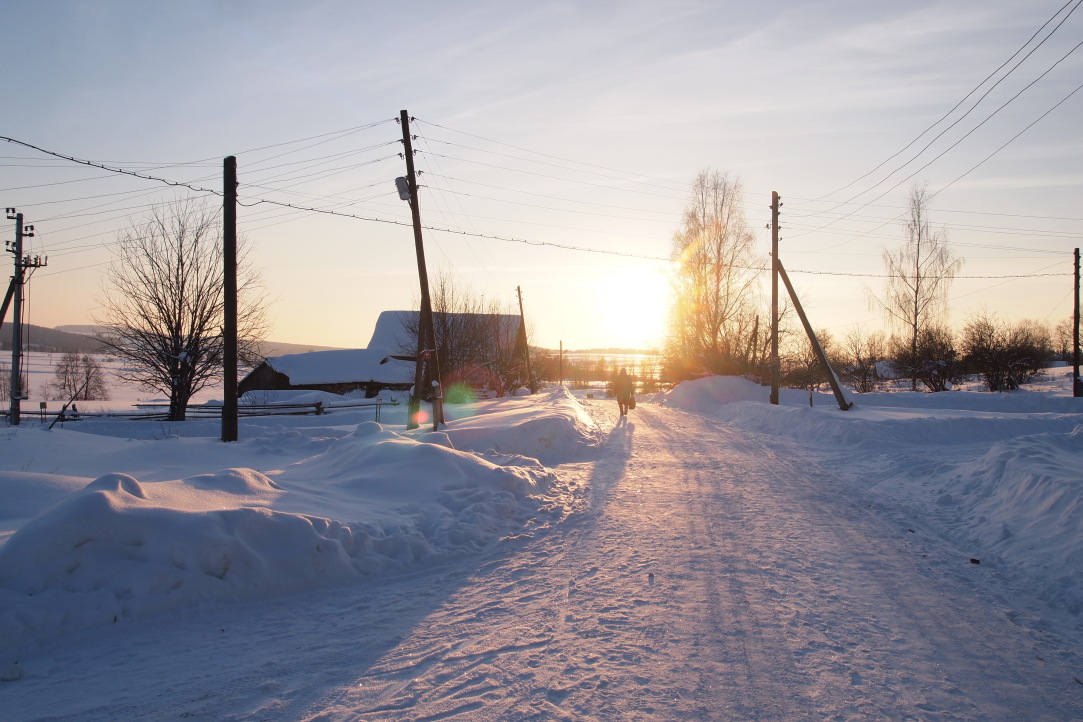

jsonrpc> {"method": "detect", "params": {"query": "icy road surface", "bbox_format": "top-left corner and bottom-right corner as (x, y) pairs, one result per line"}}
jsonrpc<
(8, 400), (1083, 720)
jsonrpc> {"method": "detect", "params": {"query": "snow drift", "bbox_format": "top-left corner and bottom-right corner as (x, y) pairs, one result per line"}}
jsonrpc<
(662, 375), (1083, 615)
(0, 398), (595, 663)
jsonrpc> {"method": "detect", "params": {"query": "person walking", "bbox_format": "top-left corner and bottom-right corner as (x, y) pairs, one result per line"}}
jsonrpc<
(614, 368), (634, 417)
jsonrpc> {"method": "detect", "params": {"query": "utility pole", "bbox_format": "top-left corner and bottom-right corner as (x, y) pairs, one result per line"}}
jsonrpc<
(4, 209), (44, 426)
(770, 192), (781, 405)
(1074, 247), (1080, 398)
(221, 157), (239, 441)
(559, 340), (563, 387)
(398, 110), (442, 429)
(517, 285), (535, 393)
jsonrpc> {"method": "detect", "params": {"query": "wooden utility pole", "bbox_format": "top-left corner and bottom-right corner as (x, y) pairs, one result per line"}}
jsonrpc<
(8, 211), (25, 426)
(221, 156), (239, 441)
(400, 110), (442, 429)
(517, 285), (535, 393)
(559, 340), (563, 387)
(770, 191), (781, 405)
(1074, 247), (1080, 397)
(5, 209), (42, 426)
(776, 259), (853, 411)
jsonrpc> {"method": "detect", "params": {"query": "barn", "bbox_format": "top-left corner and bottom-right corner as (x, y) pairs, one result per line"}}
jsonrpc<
(239, 311), (418, 398)
(238, 348), (415, 398)
(238, 310), (527, 399)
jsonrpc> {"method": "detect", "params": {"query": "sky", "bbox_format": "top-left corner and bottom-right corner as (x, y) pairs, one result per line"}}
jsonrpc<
(1, 0), (1081, 351)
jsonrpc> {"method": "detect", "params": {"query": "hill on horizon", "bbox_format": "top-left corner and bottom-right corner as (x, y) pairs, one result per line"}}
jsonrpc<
(0, 324), (341, 358)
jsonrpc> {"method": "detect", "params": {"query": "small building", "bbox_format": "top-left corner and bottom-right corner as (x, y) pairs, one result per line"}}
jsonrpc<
(239, 311), (418, 398)
(239, 310), (528, 398)
(238, 348), (415, 398)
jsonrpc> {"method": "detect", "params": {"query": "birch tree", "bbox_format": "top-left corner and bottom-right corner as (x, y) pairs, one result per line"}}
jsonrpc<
(668, 170), (763, 377)
(877, 184), (962, 390)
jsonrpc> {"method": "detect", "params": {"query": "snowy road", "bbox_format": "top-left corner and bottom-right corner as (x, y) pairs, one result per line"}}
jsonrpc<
(8, 400), (1083, 720)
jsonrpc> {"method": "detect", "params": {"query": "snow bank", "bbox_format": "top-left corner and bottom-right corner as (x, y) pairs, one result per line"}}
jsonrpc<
(941, 426), (1083, 613)
(662, 374), (1083, 616)
(661, 375), (1083, 448)
(0, 397), (592, 663)
(442, 386), (601, 465)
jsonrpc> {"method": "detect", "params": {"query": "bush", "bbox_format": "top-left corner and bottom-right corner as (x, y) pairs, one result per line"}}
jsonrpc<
(961, 314), (1052, 391)
(889, 325), (963, 392)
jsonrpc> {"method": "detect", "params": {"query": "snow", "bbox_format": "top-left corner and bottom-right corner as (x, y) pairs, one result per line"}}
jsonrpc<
(659, 375), (1083, 623)
(365, 310), (415, 350)
(3, 368), (1083, 719)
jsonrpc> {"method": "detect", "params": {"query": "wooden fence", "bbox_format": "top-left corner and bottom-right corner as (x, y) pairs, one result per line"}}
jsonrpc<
(45, 399), (394, 425)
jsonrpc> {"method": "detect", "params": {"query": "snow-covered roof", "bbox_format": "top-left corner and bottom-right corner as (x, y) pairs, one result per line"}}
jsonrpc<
(264, 348), (413, 385)
(257, 310), (524, 386)
(367, 310), (523, 350)
(367, 310), (416, 350)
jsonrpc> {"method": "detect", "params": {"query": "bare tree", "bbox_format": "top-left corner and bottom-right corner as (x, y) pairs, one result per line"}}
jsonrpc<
(783, 328), (837, 401)
(48, 352), (109, 400)
(840, 328), (885, 393)
(1052, 317), (1076, 362)
(399, 273), (530, 398)
(668, 170), (764, 378)
(875, 184), (962, 390)
(95, 198), (268, 421)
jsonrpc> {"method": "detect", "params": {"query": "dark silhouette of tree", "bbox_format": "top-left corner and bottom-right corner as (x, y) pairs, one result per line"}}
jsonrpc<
(840, 329), (885, 393)
(962, 312), (1053, 391)
(889, 325), (963, 392)
(48, 352), (109, 400)
(95, 198), (268, 420)
(398, 272), (533, 398)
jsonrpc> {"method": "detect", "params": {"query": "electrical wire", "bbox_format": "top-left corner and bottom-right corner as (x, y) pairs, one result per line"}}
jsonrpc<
(812, 0), (1082, 204)
(414, 118), (687, 192)
(3, 132), (1073, 285)
(422, 151), (685, 202)
(927, 78), (1083, 204)
(790, 35), (1083, 244)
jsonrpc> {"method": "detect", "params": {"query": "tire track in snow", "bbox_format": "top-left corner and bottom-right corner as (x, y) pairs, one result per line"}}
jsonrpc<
(307, 400), (817, 719)
(315, 399), (1083, 720)
(648, 402), (1083, 720)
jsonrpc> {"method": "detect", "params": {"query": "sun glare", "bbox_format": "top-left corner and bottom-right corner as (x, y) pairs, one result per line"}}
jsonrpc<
(589, 264), (670, 349)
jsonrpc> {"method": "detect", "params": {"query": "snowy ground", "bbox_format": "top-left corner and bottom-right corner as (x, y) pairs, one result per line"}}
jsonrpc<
(2, 367), (1083, 720)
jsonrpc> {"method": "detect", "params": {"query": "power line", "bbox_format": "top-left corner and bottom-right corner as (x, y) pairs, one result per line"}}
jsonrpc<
(421, 171), (681, 220)
(418, 182), (678, 225)
(813, 0), (1083, 204)
(421, 151), (686, 202)
(790, 36), (1083, 242)
(863, 39), (1083, 204)
(418, 136), (687, 197)
(234, 119), (396, 165)
(4, 133), (1072, 284)
(0, 136), (223, 197)
(415, 118), (687, 192)
(927, 78), (1083, 203)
